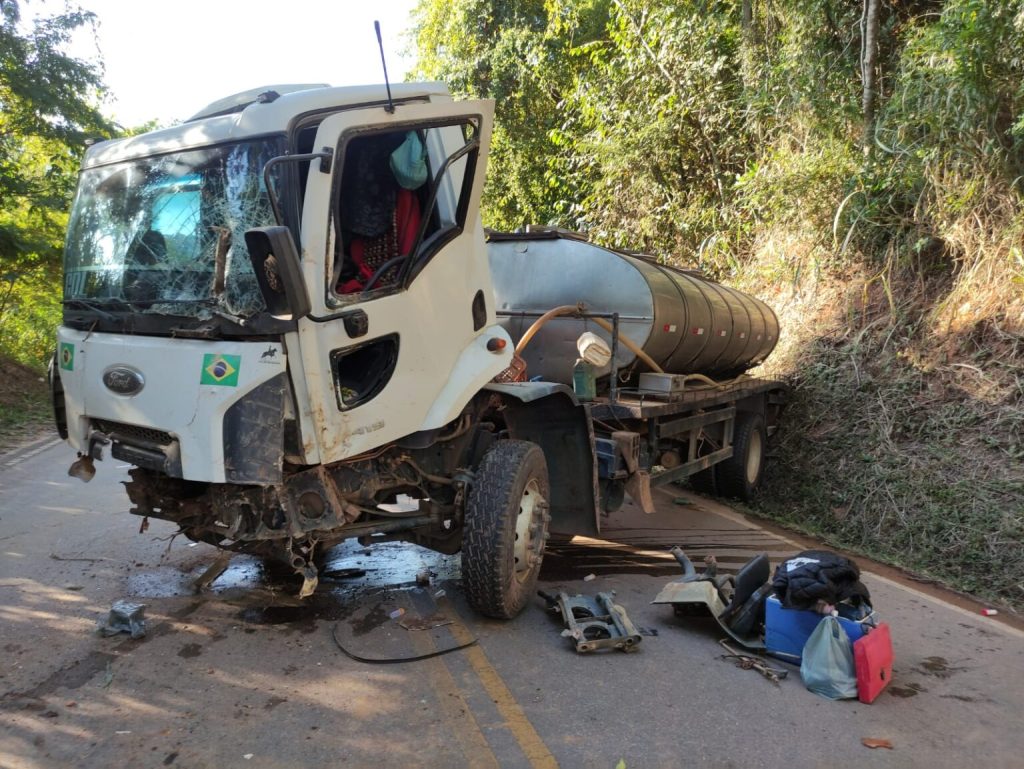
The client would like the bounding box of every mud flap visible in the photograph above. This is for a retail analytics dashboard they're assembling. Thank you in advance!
[625,470,655,514]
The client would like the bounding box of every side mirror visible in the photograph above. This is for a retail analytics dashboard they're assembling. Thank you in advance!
[244,226,311,320]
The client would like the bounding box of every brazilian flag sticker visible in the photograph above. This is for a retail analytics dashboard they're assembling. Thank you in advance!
[200,354,241,387]
[59,342,75,371]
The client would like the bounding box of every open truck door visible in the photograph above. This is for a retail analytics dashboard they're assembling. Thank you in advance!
[293,100,510,464]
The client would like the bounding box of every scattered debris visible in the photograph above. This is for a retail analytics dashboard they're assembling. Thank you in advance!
[582,573,597,582]
[49,553,111,563]
[399,614,453,632]
[97,601,147,639]
[539,590,642,653]
[243,754,254,760]
[653,547,771,649]
[672,497,691,505]
[718,639,788,685]
[861,738,894,750]
[102,662,114,688]
[415,569,432,586]
[297,564,319,599]
[115,730,131,735]
[389,608,406,620]
[981,608,998,616]
[332,621,476,664]
[434,589,446,599]
[64,584,84,591]
[191,552,233,593]
[321,568,366,580]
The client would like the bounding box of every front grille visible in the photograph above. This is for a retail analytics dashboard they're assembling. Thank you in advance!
[92,419,174,446]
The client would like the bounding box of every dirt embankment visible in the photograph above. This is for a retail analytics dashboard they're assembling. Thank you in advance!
[0,356,52,446]
[743,261,1024,612]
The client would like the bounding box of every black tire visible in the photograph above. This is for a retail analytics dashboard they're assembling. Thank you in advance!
[716,411,766,502]
[463,440,550,619]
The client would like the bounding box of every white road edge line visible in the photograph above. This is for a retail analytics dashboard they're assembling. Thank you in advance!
[1,437,63,470]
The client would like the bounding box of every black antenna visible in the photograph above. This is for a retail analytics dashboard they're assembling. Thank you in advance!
[374,21,395,113]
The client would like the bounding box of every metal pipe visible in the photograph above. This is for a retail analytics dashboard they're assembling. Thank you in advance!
[609,313,620,403]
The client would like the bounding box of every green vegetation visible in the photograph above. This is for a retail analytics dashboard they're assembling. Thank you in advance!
[413,0,1024,608]
[0,1,111,373]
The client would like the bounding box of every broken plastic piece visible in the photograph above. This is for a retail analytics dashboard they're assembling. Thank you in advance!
[583,573,596,582]
[97,601,147,639]
[389,608,406,620]
[399,614,453,632]
[981,608,998,616]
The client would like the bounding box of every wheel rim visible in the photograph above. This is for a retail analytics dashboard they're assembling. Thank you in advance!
[745,428,763,485]
[513,478,545,582]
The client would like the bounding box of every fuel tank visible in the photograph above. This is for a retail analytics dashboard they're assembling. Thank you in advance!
[487,231,779,384]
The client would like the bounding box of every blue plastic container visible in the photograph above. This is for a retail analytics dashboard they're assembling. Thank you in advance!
[765,595,873,663]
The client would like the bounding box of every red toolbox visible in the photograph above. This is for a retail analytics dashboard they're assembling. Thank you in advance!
[853,622,894,703]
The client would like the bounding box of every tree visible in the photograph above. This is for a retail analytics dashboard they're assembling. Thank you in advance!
[0,0,112,366]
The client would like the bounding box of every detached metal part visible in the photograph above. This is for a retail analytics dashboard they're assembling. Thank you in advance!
[539,590,642,653]
[652,547,770,650]
[97,601,147,639]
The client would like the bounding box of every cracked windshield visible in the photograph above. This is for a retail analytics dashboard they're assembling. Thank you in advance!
[63,139,281,319]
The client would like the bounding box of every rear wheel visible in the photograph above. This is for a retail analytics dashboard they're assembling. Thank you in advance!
[716,411,766,501]
[463,440,550,619]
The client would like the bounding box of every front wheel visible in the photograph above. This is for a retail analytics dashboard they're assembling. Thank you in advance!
[463,440,550,619]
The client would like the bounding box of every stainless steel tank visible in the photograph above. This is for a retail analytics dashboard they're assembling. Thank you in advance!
[487,232,779,384]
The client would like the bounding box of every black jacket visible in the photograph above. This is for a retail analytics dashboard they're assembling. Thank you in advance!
[771,550,871,610]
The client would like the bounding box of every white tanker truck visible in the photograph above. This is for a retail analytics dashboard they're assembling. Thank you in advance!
[51,82,787,618]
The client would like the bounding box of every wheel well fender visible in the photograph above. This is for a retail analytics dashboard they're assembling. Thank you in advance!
[483,383,600,538]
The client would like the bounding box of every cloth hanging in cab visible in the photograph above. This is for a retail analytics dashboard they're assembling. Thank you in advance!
[771,550,871,611]
[338,189,421,294]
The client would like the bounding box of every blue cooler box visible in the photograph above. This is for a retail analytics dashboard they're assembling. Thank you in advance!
[765,595,872,663]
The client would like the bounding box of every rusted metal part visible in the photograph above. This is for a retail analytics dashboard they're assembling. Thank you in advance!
[191,551,233,593]
[718,639,788,684]
[653,547,768,649]
[539,590,642,653]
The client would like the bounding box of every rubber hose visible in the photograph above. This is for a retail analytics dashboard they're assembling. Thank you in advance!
[514,305,666,374]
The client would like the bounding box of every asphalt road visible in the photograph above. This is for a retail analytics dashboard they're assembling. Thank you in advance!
[2,435,1023,769]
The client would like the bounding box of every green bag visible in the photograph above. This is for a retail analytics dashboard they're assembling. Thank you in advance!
[800,615,859,700]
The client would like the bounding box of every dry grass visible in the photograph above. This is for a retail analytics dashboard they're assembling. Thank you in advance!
[736,224,1024,610]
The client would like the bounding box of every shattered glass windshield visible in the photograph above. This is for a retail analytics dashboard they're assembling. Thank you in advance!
[63,139,282,319]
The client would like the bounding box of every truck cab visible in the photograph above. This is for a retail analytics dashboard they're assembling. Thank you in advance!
[55,83,575,616]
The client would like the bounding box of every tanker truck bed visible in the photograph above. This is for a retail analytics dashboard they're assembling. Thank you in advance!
[590,376,788,422]
[586,376,789,497]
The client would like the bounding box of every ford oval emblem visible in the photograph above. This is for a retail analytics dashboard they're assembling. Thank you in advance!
[102,366,145,396]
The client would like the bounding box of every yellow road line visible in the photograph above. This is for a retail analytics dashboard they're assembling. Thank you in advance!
[442,601,559,769]
[406,626,501,768]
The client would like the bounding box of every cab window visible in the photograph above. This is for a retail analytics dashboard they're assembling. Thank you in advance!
[328,119,478,303]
